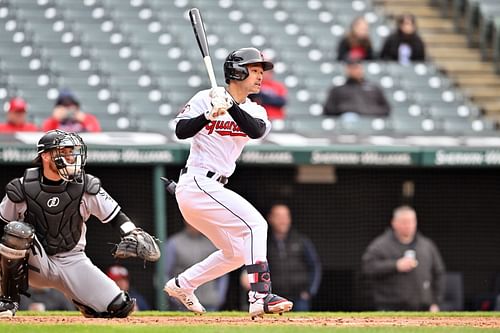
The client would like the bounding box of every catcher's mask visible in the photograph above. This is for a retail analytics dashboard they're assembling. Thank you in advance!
[35,130,87,182]
[223,47,273,83]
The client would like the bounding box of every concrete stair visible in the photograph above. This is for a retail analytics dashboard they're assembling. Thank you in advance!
[377,0,500,120]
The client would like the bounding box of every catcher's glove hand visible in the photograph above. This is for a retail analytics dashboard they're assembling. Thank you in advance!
[113,228,161,262]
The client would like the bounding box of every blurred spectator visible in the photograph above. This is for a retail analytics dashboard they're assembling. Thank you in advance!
[362,206,446,311]
[337,16,374,61]
[42,90,101,132]
[0,97,38,132]
[265,203,322,311]
[20,287,74,311]
[164,223,229,311]
[323,56,391,117]
[380,14,426,64]
[106,264,151,311]
[249,69,287,120]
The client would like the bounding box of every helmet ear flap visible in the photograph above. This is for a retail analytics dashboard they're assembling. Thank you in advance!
[224,62,249,83]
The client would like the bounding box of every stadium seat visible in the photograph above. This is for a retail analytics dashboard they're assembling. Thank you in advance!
[440,272,465,311]
[442,117,497,135]
[0,0,493,138]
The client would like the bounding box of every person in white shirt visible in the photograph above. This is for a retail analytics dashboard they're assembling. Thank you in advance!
[164,47,293,319]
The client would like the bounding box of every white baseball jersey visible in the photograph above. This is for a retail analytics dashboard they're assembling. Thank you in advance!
[172,88,273,297]
[175,89,271,177]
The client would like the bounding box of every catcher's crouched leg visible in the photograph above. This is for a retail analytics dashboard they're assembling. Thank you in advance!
[0,221,34,317]
[73,291,136,318]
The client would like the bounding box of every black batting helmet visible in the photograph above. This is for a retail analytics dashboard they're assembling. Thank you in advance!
[34,130,87,182]
[223,47,273,83]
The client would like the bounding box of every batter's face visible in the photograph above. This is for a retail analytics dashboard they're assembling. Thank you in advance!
[242,63,264,95]
[268,205,292,235]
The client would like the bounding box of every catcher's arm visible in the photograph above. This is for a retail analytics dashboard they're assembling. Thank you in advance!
[110,211,161,262]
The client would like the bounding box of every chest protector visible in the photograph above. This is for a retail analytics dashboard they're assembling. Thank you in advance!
[6,168,100,255]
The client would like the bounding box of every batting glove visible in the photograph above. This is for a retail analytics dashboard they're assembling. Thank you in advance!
[205,87,233,121]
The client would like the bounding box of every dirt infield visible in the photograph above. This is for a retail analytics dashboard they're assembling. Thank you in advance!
[3,315,500,328]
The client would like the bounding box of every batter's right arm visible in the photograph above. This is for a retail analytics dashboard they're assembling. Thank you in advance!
[175,113,210,139]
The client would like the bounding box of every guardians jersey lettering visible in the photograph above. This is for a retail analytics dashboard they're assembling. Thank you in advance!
[205,120,247,137]
[174,89,271,177]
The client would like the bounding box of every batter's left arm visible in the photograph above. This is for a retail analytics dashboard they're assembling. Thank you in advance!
[227,104,267,139]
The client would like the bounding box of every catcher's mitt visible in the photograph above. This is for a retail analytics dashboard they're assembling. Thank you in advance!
[112,228,161,262]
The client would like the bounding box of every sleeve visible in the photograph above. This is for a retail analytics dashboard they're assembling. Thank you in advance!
[175,114,210,139]
[227,103,268,139]
[174,91,211,139]
[82,113,102,132]
[173,91,208,122]
[375,86,391,116]
[366,44,375,60]
[412,35,426,61]
[258,90,287,108]
[323,88,340,116]
[430,240,446,304]
[0,194,27,224]
[336,38,349,61]
[81,187,121,223]
[361,239,398,278]
[257,82,287,108]
[42,118,58,132]
[379,34,394,60]
[302,237,322,296]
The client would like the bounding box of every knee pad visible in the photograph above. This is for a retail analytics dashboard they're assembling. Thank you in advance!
[246,261,271,293]
[107,291,135,318]
[0,221,34,302]
[0,221,35,259]
[73,292,136,318]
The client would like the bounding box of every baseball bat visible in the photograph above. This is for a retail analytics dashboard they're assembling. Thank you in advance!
[160,177,176,197]
[189,8,218,89]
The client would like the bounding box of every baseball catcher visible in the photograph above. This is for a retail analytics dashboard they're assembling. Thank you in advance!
[0,130,160,318]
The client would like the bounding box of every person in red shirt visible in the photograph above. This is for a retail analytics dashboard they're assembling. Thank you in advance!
[249,70,287,120]
[42,90,101,132]
[0,97,39,132]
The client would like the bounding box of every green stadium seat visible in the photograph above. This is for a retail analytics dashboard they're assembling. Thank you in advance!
[137,114,175,136]
[428,101,481,119]
[337,115,391,136]
[291,116,336,138]
[442,117,497,135]
[98,113,139,132]
[391,117,442,135]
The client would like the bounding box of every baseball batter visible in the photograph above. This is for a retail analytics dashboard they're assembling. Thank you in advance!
[0,130,160,318]
[164,47,293,318]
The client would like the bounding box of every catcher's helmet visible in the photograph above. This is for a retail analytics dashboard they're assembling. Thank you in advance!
[35,130,87,182]
[223,47,273,83]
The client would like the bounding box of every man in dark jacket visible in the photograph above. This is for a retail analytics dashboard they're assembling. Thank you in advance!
[266,203,322,311]
[323,57,391,117]
[362,206,446,311]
